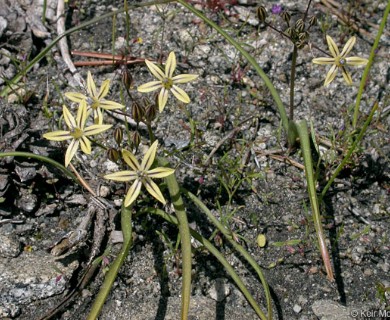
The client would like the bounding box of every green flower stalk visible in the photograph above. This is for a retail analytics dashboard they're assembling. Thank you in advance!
[312,35,368,86]
[65,71,125,124]
[43,100,112,167]
[137,51,198,112]
[104,141,175,206]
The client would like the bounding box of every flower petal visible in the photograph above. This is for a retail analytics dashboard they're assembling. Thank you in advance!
[326,35,340,58]
[340,36,356,57]
[43,131,72,141]
[141,140,158,170]
[87,71,97,97]
[84,124,111,136]
[312,57,336,65]
[65,92,87,103]
[147,167,175,178]
[79,136,91,154]
[104,170,138,182]
[138,81,163,93]
[345,56,368,66]
[158,88,169,112]
[172,74,198,84]
[145,59,165,81]
[143,177,166,204]
[324,65,338,86]
[94,108,103,125]
[165,52,176,78]
[122,149,141,171]
[171,85,190,104]
[341,67,353,85]
[97,79,110,100]
[124,180,142,207]
[76,100,88,129]
[63,105,77,129]
[98,99,125,110]
[65,139,79,167]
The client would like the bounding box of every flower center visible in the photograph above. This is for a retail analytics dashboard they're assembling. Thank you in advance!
[136,170,146,179]
[335,57,346,67]
[91,97,100,109]
[162,77,173,90]
[70,127,83,139]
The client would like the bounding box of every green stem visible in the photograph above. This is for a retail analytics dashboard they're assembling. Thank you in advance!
[124,0,131,47]
[289,45,298,122]
[296,121,334,281]
[0,151,78,182]
[352,0,390,128]
[87,203,133,320]
[42,0,47,24]
[158,157,192,320]
[144,208,268,320]
[147,122,156,143]
[0,0,175,97]
[175,0,288,135]
[321,101,378,199]
[181,188,273,320]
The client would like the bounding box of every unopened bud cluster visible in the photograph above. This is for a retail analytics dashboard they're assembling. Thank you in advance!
[256,5,317,49]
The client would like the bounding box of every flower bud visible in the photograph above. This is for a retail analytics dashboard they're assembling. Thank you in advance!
[308,16,317,28]
[256,6,267,23]
[113,127,123,146]
[144,95,158,122]
[298,31,309,41]
[285,27,293,38]
[281,11,291,25]
[121,66,133,89]
[295,19,305,33]
[132,101,144,123]
[107,148,120,163]
[132,131,141,148]
[145,103,157,122]
[296,40,306,49]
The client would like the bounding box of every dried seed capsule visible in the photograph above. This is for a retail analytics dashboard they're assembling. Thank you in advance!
[295,19,305,33]
[113,127,123,146]
[107,148,120,163]
[256,6,267,23]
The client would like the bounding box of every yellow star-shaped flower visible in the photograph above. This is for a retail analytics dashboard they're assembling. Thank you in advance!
[104,141,175,206]
[312,35,368,86]
[43,100,111,167]
[137,51,198,112]
[65,71,124,124]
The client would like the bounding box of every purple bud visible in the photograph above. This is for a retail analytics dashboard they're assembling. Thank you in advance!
[271,4,283,15]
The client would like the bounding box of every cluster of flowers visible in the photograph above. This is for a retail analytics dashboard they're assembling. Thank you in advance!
[43,72,124,167]
[43,37,367,205]
[44,52,198,206]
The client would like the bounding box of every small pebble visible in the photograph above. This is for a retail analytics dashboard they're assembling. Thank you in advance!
[293,304,302,313]
[99,185,110,198]
[208,278,230,302]
[0,233,21,258]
